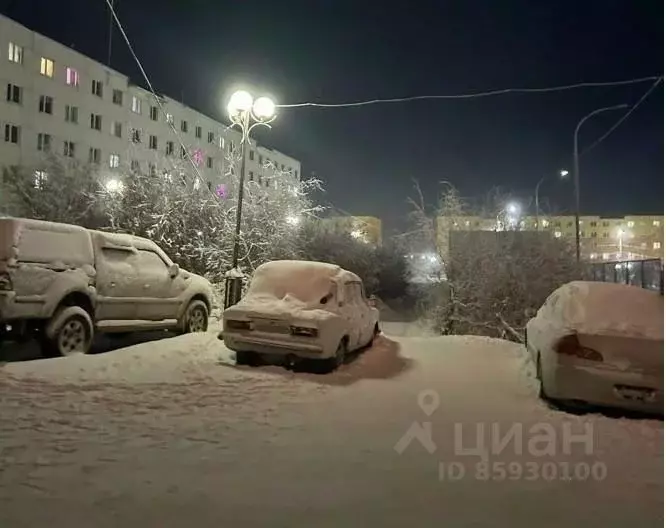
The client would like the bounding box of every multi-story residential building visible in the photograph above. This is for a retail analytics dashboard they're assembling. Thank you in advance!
[436,214,664,261]
[320,216,383,246]
[0,13,300,199]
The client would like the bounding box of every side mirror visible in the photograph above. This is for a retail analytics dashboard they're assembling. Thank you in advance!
[168,263,180,278]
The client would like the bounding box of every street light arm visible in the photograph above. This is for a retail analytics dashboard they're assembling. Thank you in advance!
[572,103,629,262]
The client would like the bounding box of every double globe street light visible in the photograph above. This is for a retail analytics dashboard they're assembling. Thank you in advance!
[224,90,277,308]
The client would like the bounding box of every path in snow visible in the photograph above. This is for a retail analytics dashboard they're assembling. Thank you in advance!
[0,325,662,527]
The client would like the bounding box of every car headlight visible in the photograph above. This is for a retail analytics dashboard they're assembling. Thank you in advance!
[290,326,318,337]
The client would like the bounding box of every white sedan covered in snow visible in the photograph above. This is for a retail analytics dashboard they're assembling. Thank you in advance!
[526,281,663,414]
[221,260,380,371]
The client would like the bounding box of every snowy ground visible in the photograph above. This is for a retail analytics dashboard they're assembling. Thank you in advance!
[0,321,662,527]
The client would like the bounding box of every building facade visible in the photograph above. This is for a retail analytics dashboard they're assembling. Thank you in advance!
[0,13,300,199]
[436,214,664,261]
[320,216,383,246]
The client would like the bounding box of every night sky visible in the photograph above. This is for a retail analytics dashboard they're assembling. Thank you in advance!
[4,0,663,231]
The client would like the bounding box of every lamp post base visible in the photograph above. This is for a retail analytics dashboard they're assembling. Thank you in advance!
[224,276,243,308]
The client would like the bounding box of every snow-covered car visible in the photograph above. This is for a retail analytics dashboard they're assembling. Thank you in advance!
[525,281,663,414]
[0,218,214,356]
[221,260,380,371]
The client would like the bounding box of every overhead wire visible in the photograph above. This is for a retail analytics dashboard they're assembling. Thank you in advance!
[580,76,663,156]
[103,0,217,198]
[277,76,661,108]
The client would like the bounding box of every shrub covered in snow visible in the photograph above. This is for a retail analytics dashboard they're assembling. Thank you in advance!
[411,183,581,337]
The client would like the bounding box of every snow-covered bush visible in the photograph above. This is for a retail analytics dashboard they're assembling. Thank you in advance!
[411,183,581,338]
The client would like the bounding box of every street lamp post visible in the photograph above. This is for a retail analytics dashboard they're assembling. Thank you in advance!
[572,104,628,261]
[224,90,276,308]
[535,170,568,231]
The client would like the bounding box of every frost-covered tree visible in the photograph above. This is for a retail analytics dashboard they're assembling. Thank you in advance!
[0,155,108,228]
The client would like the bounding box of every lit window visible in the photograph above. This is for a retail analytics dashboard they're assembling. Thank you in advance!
[590,253,597,260]
[8,42,22,64]
[37,133,52,151]
[654,242,661,250]
[63,141,75,158]
[109,154,120,168]
[166,113,174,124]
[627,221,634,228]
[554,231,562,238]
[602,253,609,260]
[34,170,48,189]
[131,96,141,114]
[40,57,54,78]
[113,89,123,105]
[653,220,661,227]
[66,67,79,86]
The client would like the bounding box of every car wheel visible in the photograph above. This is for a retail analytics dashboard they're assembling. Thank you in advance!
[319,339,347,373]
[180,300,209,333]
[42,306,94,357]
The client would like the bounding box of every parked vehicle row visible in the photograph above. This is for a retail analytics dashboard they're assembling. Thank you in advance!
[0,218,214,356]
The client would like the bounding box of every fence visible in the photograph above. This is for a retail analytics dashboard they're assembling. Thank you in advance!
[586,258,663,293]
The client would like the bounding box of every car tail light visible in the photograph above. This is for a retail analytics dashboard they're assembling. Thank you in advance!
[0,272,12,291]
[555,334,603,362]
[290,326,318,337]
[227,320,252,331]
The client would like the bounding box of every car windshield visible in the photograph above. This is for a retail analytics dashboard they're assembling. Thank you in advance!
[246,263,336,304]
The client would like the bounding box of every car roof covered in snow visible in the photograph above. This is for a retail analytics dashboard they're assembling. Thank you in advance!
[254,260,361,282]
[544,281,663,340]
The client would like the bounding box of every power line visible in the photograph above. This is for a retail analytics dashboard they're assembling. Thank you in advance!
[103,0,214,196]
[581,77,663,156]
[277,76,661,108]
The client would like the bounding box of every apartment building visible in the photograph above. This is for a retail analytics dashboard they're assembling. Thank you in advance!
[0,13,300,196]
[320,216,383,246]
[436,214,664,261]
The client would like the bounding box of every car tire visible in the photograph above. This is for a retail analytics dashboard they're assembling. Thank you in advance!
[180,300,209,334]
[41,306,94,357]
[318,339,347,373]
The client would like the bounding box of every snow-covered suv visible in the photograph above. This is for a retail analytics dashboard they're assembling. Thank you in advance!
[0,218,214,356]
[221,260,380,371]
